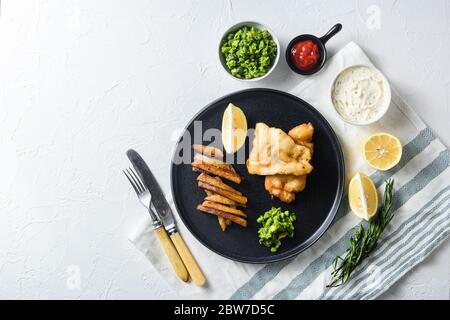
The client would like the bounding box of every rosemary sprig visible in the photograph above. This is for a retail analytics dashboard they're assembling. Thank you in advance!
[327,179,395,287]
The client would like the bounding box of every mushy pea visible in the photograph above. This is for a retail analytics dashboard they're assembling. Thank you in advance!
[257,207,297,253]
[221,26,277,79]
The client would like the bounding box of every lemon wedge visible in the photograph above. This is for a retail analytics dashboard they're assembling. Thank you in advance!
[348,172,378,221]
[363,133,402,171]
[222,103,247,153]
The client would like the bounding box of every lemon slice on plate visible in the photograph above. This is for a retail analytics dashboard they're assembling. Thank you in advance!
[222,103,247,153]
[348,172,378,221]
[363,132,402,171]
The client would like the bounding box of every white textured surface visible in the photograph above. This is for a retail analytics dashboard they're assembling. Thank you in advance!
[0,0,448,300]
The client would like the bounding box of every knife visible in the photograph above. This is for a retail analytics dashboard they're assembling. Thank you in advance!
[127,149,206,286]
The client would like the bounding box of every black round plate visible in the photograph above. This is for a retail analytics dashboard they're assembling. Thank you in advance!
[171,88,344,264]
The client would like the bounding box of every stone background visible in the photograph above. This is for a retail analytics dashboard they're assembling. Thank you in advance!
[0,0,448,299]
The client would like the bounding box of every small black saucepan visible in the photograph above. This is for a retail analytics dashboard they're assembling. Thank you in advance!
[286,23,342,75]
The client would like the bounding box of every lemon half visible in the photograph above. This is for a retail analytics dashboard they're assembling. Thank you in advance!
[348,172,378,221]
[363,132,402,171]
[222,103,247,154]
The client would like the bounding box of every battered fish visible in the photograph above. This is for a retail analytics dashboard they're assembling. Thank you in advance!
[246,123,313,176]
[264,174,307,203]
[289,123,314,145]
[264,123,314,203]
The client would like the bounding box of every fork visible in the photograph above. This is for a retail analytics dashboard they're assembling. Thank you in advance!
[123,167,189,282]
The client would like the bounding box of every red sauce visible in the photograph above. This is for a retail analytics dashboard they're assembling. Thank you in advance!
[290,40,320,72]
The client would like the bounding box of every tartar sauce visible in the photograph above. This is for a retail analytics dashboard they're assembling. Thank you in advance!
[331,66,390,124]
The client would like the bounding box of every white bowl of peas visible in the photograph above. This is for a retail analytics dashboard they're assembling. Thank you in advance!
[218,21,280,82]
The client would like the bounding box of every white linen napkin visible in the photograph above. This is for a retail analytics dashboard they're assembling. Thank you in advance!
[129,42,449,300]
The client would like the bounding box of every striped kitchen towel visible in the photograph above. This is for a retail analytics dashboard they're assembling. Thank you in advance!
[129,42,449,300]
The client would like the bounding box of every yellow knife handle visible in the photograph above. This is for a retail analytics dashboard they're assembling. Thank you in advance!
[170,231,206,286]
[155,227,189,282]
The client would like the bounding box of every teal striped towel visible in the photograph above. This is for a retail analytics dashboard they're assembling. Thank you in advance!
[129,42,449,300]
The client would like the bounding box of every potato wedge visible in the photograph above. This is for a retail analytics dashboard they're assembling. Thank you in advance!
[192,162,242,184]
[204,189,214,197]
[197,205,247,227]
[198,181,247,205]
[192,166,208,175]
[194,154,232,171]
[202,201,247,218]
[192,144,224,158]
[218,216,227,231]
[197,173,241,195]
[204,194,242,207]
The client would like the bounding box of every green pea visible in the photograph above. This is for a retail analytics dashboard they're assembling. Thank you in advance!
[256,207,297,253]
[221,26,277,80]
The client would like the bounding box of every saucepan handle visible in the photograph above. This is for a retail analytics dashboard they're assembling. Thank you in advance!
[320,23,343,44]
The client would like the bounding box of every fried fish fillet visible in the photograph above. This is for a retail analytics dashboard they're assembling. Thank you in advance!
[289,122,314,145]
[264,123,314,203]
[246,123,313,176]
[265,174,307,193]
[264,174,307,203]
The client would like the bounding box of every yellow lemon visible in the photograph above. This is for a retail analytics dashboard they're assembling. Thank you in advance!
[363,132,402,171]
[222,103,247,153]
[348,172,378,221]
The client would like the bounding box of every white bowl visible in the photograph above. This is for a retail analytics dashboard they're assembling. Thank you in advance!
[329,65,391,126]
[218,21,280,82]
